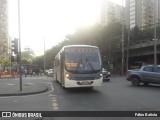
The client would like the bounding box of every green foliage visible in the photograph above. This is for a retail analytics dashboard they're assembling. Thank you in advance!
[0,58,10,67]
[21,47,35,64]
[32,56,44,69]
[32,23,160,69]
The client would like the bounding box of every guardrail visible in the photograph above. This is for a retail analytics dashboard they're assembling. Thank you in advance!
[129,39,160,50]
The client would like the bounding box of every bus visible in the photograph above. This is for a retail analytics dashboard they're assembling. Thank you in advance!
[53,45,103,88]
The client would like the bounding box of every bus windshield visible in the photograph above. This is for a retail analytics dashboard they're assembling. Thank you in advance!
[65,47,102,73]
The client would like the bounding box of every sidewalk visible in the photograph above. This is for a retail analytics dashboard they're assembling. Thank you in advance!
[0,78,49,97]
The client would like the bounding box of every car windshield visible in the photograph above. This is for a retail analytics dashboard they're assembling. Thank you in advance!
[65,47,101,73]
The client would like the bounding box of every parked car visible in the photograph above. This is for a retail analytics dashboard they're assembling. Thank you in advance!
[47,69,53,77]
[102,68,111,81]
[126,65,160,86]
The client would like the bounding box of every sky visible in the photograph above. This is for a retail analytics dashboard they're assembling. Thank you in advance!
[8,0,122,56]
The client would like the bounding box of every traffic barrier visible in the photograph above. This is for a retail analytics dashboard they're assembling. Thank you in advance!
[0,71,19,78]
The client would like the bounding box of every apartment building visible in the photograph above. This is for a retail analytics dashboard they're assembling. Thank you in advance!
[125,0,160,29]
[0,0,8,59]
[101,0,122,27]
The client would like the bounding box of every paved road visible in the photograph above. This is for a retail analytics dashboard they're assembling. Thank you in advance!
[52,76,160,111]
[1,76,160,120]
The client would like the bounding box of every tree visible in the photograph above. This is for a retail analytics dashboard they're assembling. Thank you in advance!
[0,58,10,69]
[21,47,35,64]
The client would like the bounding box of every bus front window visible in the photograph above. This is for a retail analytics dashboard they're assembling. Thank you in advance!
[65,48,101,73]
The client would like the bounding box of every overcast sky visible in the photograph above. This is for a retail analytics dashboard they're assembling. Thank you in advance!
[8,0,122,56]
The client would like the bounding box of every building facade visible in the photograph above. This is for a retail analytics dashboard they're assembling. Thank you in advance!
[125,0,160,29]
[0,0,8,59]
[101,0,123,27]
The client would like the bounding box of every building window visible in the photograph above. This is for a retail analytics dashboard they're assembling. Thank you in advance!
[130,11,135,15]
[130,2,135,7]
[130,0,135,3]
[130,6,135,11]
[130,15,135,19]
[130,24,135,28]
[130,19,135,24]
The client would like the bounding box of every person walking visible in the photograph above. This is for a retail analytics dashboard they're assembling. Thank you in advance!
[29,69,33,77]
[25,69,27,77]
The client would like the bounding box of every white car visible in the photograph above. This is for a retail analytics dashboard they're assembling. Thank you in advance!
[102,68,111,81]
[47,69,53,77]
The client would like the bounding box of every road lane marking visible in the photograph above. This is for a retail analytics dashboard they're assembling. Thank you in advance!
[52,97,59,110]
[52,102,58,107]
[7,84,15,86]
[53,107,59,110]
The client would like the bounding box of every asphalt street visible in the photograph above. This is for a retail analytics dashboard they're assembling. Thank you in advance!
[0,75,160,120]
[51,76,160,111]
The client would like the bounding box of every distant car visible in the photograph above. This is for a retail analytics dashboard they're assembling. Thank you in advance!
[126,65,160,86]
[45,70,49,75]
[47,69,53,77]
[102,68,111,81]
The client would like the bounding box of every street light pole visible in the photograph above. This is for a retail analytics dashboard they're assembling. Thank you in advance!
[154,0,157,65]
[18,0,22,91]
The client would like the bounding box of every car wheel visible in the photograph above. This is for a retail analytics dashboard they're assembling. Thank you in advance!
[131,77,140,86]
[107,79,110,81]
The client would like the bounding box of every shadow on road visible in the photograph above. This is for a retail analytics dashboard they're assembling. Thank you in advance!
[53,80,102,94]
[127,83,160,90]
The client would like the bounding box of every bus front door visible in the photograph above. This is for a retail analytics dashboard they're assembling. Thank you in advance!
[60,53,65,86]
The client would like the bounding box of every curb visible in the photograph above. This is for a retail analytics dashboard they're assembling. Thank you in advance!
[0,85,49,97]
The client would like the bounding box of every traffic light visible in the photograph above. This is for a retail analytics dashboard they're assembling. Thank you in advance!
[16,54,19,63]
[12,38,18,54]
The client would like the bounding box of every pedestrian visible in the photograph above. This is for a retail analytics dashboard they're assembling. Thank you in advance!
[29,69,33,77]
[25,69,27,77]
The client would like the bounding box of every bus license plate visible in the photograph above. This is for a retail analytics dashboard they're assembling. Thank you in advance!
[81,81,90,85]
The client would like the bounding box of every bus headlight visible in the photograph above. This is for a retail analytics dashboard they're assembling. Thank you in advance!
[96,73,103,79]
[100,73,103,77]
[65,73,71,79]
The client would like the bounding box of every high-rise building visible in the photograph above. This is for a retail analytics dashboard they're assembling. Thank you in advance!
[125,0,160,29]
[101,0,123,27]
[0,0,8,59]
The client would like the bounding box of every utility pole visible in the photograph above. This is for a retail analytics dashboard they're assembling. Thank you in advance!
[18,0,22,91]
[44,38,46,73]
[154,0,157,65]
[126,26,130,71]
[121,0,124,75]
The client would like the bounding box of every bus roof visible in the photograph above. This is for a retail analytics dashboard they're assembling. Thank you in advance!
[63,45,98,49]
[55,45,99,59]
